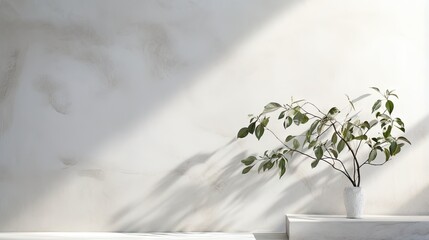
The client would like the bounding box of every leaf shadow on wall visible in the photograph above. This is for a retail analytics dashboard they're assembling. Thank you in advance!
[0,0,305,230]
[110,128,348,232]
[111,140,274,231]
[389,114,429,215]
[263,113,429,231]
[108,111,428,232]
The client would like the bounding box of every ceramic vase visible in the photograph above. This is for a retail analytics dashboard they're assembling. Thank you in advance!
[343,187,364,218]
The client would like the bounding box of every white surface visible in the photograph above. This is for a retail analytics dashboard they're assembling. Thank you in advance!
[286,214,429,222]
[0,0,428,232]
[286,214,429,240]
[0,233,285,240]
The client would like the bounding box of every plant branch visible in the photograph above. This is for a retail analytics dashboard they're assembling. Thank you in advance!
[301,102,326,116]
[355,128,370,156]
[332,123,360,186]
[299,104,323,119]
[319,159,355,185]
[360,160,388,167]
[265,124,356,186]
[355,127,371,168]
[264,127,318,161]
[322,153,352,180]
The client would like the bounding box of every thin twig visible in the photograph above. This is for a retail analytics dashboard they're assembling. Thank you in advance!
[332,124,360,186]
[319,159,355,185]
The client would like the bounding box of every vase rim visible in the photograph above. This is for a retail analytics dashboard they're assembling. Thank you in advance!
[345,186,362,189]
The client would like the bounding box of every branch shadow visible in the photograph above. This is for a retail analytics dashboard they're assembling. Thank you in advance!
[111,139,277,231]
[385,114,429,215]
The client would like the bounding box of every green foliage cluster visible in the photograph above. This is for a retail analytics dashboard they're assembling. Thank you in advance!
[237,88,410,187]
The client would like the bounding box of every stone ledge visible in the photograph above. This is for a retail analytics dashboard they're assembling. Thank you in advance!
[0,232,286,240]
[286,214,429,240]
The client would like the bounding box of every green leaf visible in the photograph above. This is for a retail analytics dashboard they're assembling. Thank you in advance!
[261,117,270,127]
[263,161,274,171]
[331,132,338,144]
[267,102,282,107]
[268,161,274,170]
[284,116,293,128]
[285,135,295,142]
[385,100,394,115]
[361,121,371,130]
[395,146,402,155]
[311,159,319,168]
[305,131,312,145]
[305,121,318,144]
[255,124,264,140]
[395,118,404,127]
[398,136,411,145]
[372,100,382,113]
[263,150,269,157]
[342,122,352,138]
[389,141,398,155]
[293,139,300,149]
[371,87,380,93]
[383,125,392,138]
[264,102,282,113]
[369,120,378,128]
[248,122,256,134]
[278,111,286,120]
[237,127,249,138]
[384,148,390,161]
[308,140,317,149]
[328,107,340,116]
[379,113,390,120]
[354,135,368,140]
[330,149,338,158]
[279,158,287,178]
[241,156,257,166]
[293,112,302,125]
[301,114,309,124]
[315,146,323,160]
[368,149,377,162]
[309,120,320,134]
[317,122,325,135]
[345,131,353,141]
[242,166,253,174]
[386,89,398,98]
[337,139,346,153]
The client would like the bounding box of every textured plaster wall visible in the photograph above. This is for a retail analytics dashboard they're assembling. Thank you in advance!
[0,0,428,232]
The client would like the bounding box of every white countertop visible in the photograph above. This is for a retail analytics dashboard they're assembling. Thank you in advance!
[286,214,429,240]
[0,232,285,240]
[286,214,429,222]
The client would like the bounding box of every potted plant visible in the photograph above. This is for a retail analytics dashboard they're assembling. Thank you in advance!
[236,87,410,218]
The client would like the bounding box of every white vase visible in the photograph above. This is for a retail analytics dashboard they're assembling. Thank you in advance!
[343,187,364,218]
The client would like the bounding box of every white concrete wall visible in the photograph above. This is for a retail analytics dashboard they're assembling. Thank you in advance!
[0,0,428,232]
